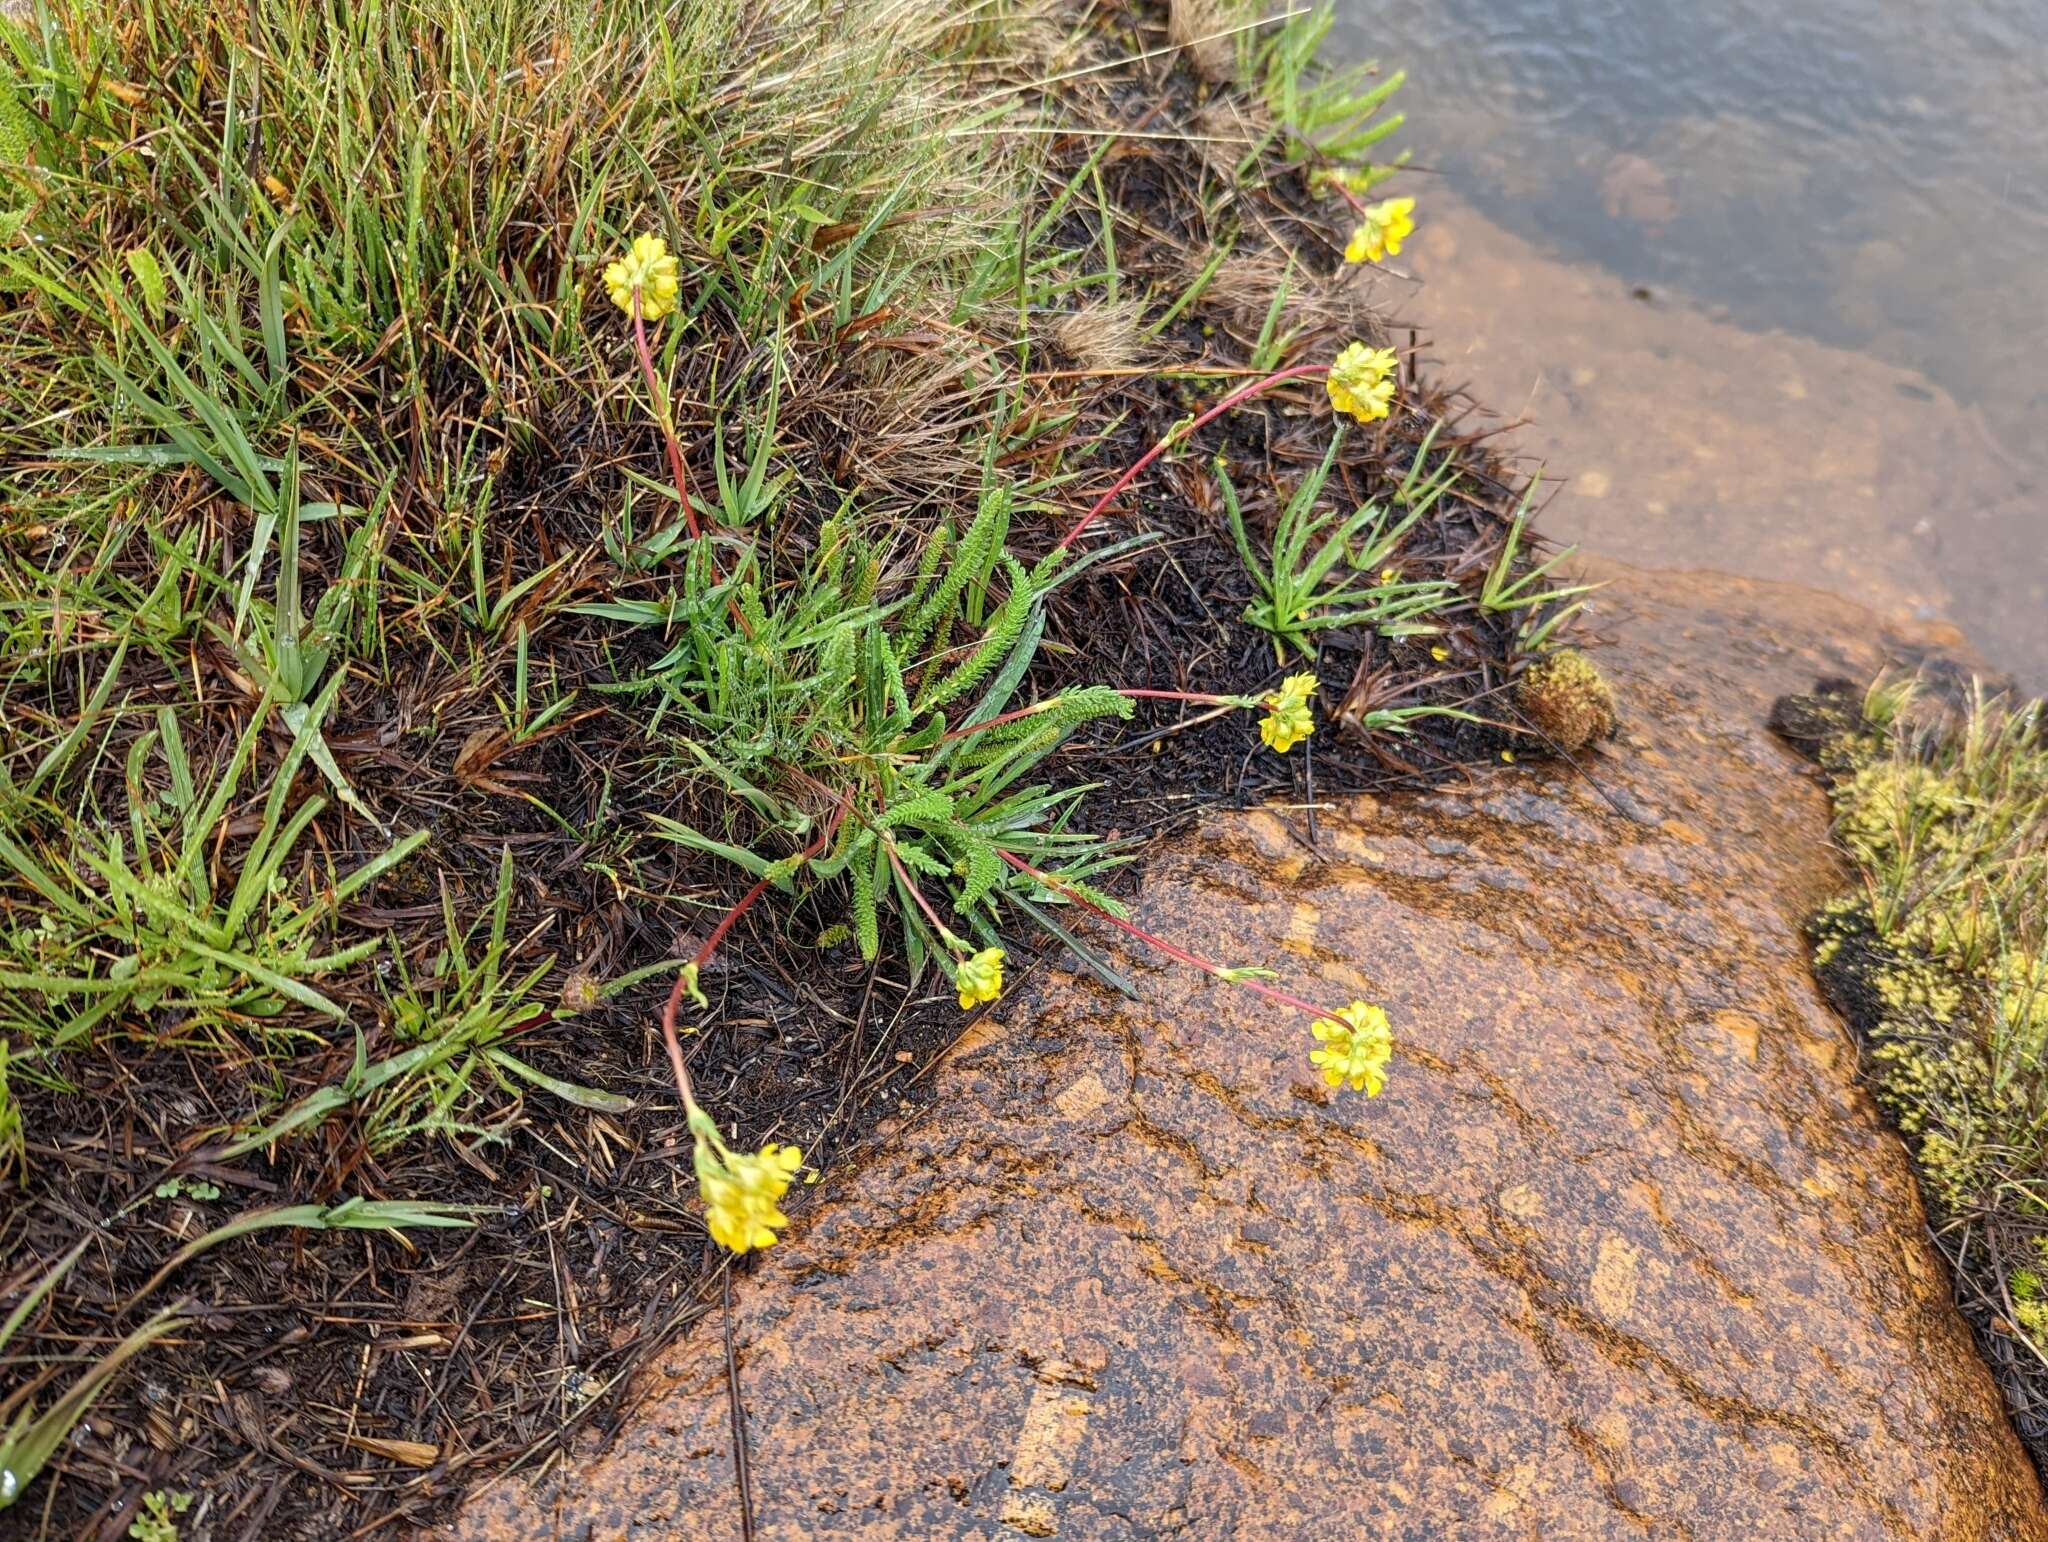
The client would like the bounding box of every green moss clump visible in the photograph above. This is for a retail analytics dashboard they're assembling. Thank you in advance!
[1786,673,2048,1349]
[1515,648,1616,753]
[2014,1255,2048,1348]
[1768,677,1882,775]
[1808,897,1998,1211]
[1832,761,1967,871]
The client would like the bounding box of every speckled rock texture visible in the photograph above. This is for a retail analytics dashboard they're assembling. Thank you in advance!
[451,562,2046,1539]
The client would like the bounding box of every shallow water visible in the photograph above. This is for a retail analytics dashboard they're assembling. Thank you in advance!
[1334,0,2047,684]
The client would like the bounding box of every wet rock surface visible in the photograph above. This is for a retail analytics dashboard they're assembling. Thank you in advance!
[454,562,2045,1539]
[1398,193,2043,690]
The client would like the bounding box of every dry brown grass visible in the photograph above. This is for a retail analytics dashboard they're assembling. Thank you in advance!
[1169,0,1238,83]
[1045,297,1153,371]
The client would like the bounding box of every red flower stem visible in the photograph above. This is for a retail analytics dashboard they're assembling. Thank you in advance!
[660,1009,700,1120]
[632,293,756,636]
[1056,362,1327,549]
[936,700,1059,745]
[660,794,848,1111]
[997,850,1335,1020]
[632,298,702,541]
[885,842,961,956]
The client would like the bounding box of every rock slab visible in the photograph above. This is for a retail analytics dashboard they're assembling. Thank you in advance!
[455,563,2045,1539]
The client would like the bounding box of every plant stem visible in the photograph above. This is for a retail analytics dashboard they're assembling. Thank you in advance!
[885,841,962,956]
[659,795,848,1111]
[632,297,702,541]
[659,1016,702,1127]
[1115,688,1243,704]
[935,699,1062,745]
[997,850,1334,1020]
[1057,362,1326,549]
[632,291,756,635]
[937,687,1248,746]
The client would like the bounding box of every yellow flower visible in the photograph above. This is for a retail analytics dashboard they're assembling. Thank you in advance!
[1326,341,1399,425]
[604,232,680,322]
[1430,645,1449,662]
[697,1139,804,1253]
[1379,566,1398,584]
[1261,673,1319,753]
[955,946,1005,1009]
[1308,1001,1393,1095]
[1343,197,1416,264]
[1275,671,1318,705]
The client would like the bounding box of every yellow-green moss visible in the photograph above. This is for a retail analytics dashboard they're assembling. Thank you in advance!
[2014,1260,2048,1351]
[1814,906,1999,1210]
[1801,678,2048,1222]
[1516,648,1616,753]
[1872,957,1965,1023]
[1831,760,1967,871]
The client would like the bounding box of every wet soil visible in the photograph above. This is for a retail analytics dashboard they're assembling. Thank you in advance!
[451,559,2045,1540]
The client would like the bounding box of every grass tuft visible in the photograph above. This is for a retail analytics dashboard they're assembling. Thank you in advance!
[1783,673,2048,1457]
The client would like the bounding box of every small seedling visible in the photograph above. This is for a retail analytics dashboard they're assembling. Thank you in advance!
[1220,433,1454,661]
[127,1489,192,1542]
[1478,476,1601,650]
[367,847,629,1150]
[153,1177,221,1202]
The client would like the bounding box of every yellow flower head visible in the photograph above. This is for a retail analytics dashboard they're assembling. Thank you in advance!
[1260,673,1319,754]
[955,946,1006,1009]
[696,1139,804,1253]
[604,232,681,322]
[1275,671,1319,706]
[1343,196,1416,265]
[1308,1000,1393,1095]
[1326,341,1399,425]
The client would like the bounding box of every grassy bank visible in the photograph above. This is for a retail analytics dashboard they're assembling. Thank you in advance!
[0,0,1580,1530]
[1777,674,2048,1465]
